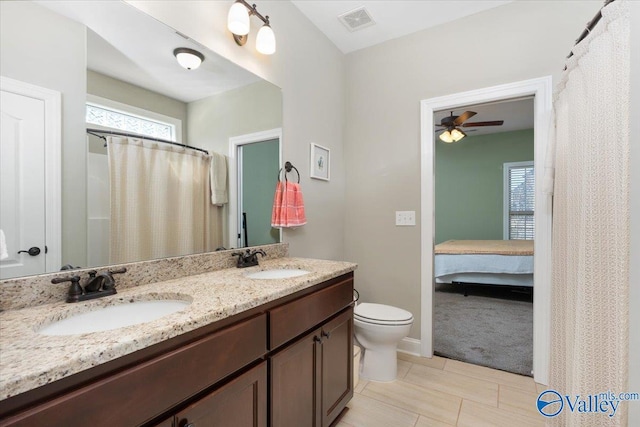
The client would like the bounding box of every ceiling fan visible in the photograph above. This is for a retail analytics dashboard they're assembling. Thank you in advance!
[436,111,504,143]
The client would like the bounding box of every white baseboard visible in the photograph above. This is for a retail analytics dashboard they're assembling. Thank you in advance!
[397,337,421,356]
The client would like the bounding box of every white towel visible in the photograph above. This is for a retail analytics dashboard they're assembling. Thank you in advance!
[0,229,8,260]
[210,152,228,206]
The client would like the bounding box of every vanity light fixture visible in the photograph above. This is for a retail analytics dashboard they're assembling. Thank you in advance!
[173,48,205,70]
[227,0,276,55]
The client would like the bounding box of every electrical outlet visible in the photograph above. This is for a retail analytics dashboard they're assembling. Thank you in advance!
[395,211,416,226]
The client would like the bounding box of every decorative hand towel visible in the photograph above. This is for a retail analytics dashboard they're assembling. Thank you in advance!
[271,181,307,228]
[209,152,228,206]
[0,229,8,260]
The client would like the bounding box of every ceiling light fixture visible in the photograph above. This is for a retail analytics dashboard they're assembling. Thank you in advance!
[227,0,276,55]
[173,48,205,70]
[439,127,466,143]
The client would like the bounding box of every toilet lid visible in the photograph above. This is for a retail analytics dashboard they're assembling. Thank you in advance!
[354,303,413,325]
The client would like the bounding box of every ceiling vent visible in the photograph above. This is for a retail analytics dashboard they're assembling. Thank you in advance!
[338,6,375,32]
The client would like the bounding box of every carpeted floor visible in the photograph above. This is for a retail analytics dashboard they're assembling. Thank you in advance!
[434,283,533,376]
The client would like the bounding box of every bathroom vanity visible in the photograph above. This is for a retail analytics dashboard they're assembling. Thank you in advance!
[0,255,356,427]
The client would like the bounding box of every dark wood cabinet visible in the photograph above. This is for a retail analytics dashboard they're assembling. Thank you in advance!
[270,308,353,427]
[320,309,353,427]
[175,362,267,427]
[270,329,320,427]
[0,273,354,427]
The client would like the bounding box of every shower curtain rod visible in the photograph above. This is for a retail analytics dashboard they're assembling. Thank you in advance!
[566,0,616,61]
[86,128,209,155]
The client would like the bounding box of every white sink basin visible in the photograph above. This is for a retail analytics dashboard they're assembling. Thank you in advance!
[38,300,191,336]
[246,269,311,280]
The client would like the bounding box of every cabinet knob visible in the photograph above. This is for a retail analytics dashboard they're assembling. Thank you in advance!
[185,423,195,427]
[313,336,322,343]
[321,330,331,339]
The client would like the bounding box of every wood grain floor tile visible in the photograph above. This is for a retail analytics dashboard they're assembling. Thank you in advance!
[341,393,419,427]
[397,359,412,379]
[362,379,461,425]
[354,379,368,394]
[499,385,541,416]
[414,415,456,427]
[398,352,447,370]
[535,382,547,394]
[458,400,545,427]
[444,359,536,393]
[404,363,499,407]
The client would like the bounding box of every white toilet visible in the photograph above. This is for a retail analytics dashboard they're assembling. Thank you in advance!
[354,303,413,382]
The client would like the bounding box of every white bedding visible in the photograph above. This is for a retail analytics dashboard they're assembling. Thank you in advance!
[435,254,534,287]
[435,254,533,276]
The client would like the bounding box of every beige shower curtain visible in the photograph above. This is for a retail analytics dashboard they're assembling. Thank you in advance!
[548,1,629,426]
[108,136,222,263]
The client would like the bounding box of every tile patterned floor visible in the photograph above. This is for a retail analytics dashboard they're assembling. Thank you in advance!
[337,353,546,427]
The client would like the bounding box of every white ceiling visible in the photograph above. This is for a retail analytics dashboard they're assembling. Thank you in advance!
[37,1,261,103]
[434,97,534,138]
[291,0,513,53]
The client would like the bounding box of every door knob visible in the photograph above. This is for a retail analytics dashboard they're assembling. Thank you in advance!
[18,247,41,256]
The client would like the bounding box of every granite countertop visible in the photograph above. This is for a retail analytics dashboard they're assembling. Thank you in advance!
[0,257,357,400]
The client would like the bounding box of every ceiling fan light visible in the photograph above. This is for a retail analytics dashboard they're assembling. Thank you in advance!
[256,23,276,55]
[228,1,250,35]
[173,48,204,70]
[439,130,454,143]
[451,128,466,142]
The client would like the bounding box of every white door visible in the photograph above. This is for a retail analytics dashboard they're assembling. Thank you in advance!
[0,89,47,279]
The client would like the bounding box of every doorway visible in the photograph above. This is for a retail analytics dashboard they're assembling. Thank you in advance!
[228,129,282,249]
[420,77,553,384]
[433,98,535,376]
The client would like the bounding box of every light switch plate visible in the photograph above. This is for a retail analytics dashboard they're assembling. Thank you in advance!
[395,211,416,226]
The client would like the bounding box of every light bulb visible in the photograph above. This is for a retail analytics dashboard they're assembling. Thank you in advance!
[439,130,454,143]
[451,128,466,142]
[228,1,250,35]
[256,23,276,55]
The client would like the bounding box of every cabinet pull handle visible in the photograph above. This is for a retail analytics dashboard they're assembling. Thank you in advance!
[321,330,331,339]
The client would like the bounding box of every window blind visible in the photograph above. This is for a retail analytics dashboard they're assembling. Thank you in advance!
[508,164,535,239]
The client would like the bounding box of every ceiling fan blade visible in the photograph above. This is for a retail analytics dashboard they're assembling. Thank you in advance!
[462,120,504,127]
[453,111,477,126]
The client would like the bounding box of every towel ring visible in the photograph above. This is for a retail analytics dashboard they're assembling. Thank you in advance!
[277,161,300,183]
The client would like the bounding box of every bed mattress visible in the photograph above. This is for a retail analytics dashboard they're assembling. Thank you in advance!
[434,240,534,287]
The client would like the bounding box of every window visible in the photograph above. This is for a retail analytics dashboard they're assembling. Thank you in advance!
[85,95,181,142]
[504,161,534,240]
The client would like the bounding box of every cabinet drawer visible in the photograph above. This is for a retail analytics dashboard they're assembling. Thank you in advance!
[269,276,353,350]
[1,314,267,427]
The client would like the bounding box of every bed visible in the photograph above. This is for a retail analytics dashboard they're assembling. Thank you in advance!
[435,240,534,290]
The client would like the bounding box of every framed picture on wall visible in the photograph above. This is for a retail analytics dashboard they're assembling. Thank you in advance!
[310,143,330,181]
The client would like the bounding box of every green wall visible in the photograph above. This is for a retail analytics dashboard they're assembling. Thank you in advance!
[242,139,280,246]
[435,129,534,244]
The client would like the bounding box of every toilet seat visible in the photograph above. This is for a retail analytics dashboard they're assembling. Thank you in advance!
[354,303,413,326]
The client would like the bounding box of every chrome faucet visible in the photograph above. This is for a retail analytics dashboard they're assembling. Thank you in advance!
[51,268,127,302]
[232,249,266,268]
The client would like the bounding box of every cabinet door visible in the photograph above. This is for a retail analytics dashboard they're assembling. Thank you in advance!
[270,328,321,427]
[320,308,354,427]
[175,362,267,427]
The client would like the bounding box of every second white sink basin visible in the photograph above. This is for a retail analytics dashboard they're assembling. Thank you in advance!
[38,299,191,336]
[246,269,310,280]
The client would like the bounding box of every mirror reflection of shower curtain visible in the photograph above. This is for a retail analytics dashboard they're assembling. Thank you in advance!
[107,136,221,263]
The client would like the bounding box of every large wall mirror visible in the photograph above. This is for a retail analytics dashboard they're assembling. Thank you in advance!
[0,1,282,280]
